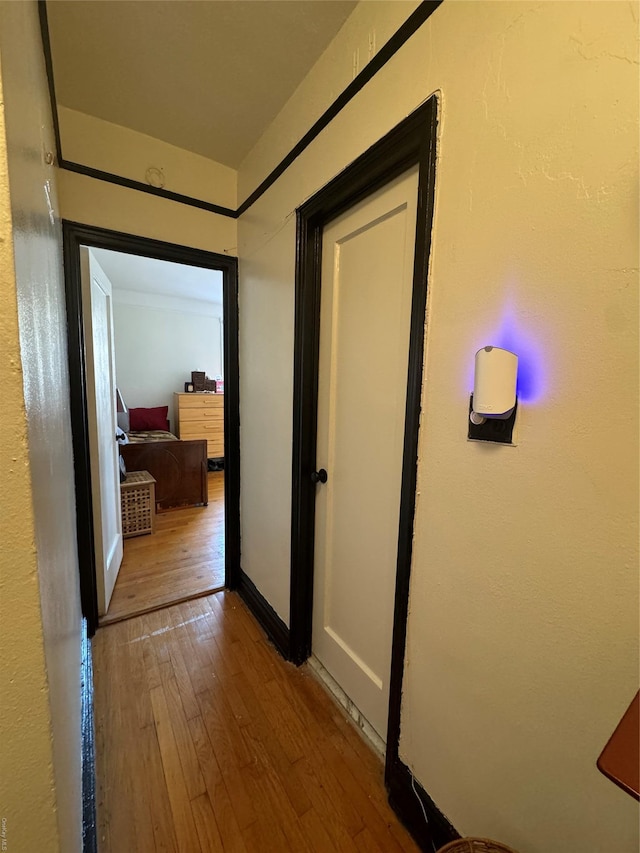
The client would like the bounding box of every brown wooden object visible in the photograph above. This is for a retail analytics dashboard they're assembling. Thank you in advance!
[175,392,224,459]
[121,439,207,512]
[597,690,640,801]
[191,370,206,391]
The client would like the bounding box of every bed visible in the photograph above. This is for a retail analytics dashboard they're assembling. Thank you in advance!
[119,408,208,512]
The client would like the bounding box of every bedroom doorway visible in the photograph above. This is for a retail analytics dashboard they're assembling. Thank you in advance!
[63,222,240,635]
[88,245,226,624]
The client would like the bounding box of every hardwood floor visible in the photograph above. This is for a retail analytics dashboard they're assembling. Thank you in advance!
[103,472,225,626]
[93,592,421,853]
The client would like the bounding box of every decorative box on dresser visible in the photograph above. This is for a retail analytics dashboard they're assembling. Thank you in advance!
[174,392,224,459]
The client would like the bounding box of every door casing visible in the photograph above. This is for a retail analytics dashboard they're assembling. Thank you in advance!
[63,221,241,635]
[289,98,438,784]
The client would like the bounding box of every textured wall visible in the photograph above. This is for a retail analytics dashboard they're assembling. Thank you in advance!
[237,2,639,850]
[0,98,61,853]
[0,2,83,851]
[59,106,237,209]
[57,107,237,256]
[237,0,422,623]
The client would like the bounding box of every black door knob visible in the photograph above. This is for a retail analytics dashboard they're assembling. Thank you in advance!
[311,469,328,484]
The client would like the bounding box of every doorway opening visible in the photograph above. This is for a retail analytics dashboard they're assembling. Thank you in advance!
[289,98,437,811]
[63,222,240,636]
[94,247,226,624]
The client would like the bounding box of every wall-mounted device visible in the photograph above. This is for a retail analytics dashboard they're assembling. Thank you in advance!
[468,346,518,444]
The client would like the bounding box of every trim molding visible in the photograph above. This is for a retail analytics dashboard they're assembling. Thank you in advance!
[62,221,241,635]
[38,0,63,160]
[61,160,237,218]
[289,98,442,846]
[236,0,443,216]
[81,620,97,853]
[387,757,459,850]
[63,227,99,633]
[237,569,290,660]
[289,100,438,665]
[38,0,442,219]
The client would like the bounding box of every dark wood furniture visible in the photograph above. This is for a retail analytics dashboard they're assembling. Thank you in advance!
[597,691,639,801]
[121,439,207,512]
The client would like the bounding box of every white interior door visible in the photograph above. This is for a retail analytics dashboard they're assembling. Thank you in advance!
[312,167,419,741]
[81,247,123,615]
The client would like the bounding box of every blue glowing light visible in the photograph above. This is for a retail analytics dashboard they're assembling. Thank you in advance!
[469,304,546,405]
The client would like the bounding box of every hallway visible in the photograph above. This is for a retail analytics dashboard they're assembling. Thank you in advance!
[93,591,421,853]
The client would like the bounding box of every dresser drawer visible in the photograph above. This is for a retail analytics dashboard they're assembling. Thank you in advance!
[174,392,224,457]
[178,394,223,409]
[180,419,222,438]
[179,406,223,422]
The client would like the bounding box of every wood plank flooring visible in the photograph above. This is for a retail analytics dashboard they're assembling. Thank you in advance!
[93,592,421,853]
[103,472,225,625]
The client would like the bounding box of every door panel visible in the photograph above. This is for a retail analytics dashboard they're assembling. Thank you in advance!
[312,167,419,740]
[81,247,123,615]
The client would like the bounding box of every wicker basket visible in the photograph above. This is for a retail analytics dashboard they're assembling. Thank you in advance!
[438,840,518,853]
[121,470,156,538]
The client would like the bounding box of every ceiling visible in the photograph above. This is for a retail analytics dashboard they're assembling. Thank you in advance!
[47,0,358,169]
[92,249,223,305]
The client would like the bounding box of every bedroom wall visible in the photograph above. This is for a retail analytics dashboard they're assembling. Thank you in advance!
[113,289,223,429]
[57,107,237,256]
[0,2,83,852]
[237,2,639,851]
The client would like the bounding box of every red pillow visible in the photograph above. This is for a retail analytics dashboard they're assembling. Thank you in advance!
[128,406,169,431]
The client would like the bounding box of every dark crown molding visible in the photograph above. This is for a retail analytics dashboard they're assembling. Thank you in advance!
[38,0,443,220]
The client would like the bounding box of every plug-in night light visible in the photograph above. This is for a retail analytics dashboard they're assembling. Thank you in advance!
[469,345,518,441]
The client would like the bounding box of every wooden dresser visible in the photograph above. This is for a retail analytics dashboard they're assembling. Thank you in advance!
[174,392,224,459]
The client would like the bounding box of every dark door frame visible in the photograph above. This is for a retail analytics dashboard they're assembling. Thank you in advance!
[289,99,451,843]
[63,221,240,636]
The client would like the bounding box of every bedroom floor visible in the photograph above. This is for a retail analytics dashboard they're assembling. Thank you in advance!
[102,471,225,626]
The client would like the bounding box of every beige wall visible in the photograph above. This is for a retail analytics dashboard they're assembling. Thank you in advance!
[60,106,237,209]
[237,2,639,851]
[0,3,83,852]
[238,0,419,202]
[58,172,237,258]
[57,108,237,256]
